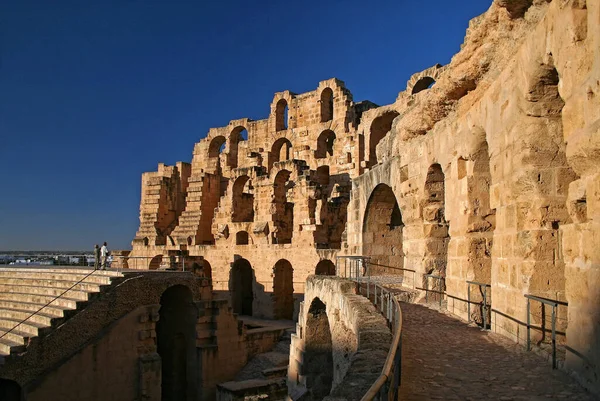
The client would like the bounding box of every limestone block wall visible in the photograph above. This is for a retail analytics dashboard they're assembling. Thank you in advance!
[287,276,391,400]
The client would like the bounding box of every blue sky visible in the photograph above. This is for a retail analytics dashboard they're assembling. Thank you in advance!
[0,1,490,251]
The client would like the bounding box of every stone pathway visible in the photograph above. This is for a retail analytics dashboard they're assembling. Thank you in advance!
[398,302,594,400]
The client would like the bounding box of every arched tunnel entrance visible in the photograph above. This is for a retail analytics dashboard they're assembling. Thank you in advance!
[362,183,404,276]
[230,258,254,316]
[303,297,333,399]
[156,285,198,401]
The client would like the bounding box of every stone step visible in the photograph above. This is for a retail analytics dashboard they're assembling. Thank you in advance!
[0,292,80,309]
[0,317,46,337]
[0,300,70,318]
[0,325,32,346]
[0,278,102,293]
[0,271,113,285]
[0,268,122,277]
[0,337,25,356]
[0,308,55,326]
[0,284,92,301]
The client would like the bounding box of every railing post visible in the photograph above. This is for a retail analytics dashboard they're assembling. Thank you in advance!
[425,276,429,304]
[552,304,557,369]
[526,298,531,351]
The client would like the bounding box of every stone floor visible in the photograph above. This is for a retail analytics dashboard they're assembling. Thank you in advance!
[398,302,595,400]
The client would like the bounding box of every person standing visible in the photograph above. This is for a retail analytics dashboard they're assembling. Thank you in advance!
[100,242,109,270]
[93,244,100,270]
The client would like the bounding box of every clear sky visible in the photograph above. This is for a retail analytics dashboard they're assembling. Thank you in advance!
[0,0,490,251]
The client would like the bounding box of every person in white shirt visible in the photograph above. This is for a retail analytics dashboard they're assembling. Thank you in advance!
[100,242,109,270]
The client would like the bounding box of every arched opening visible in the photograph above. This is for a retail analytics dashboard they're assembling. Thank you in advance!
[411,76,436,94]
[232,175,254,222]
[149,255,162,270]
[192,260,212,280]
[320,88,334,122]
[157,285,198,401]
[273,259,294,320]
[368,111,399,168]
[270,138,293,171]
[276,99,288,131]
[228,126,248,168]
[236,231,249,245]
[143,237,149,246]
[423,164,449,284]
[315,259,336,276]
[187,236,193,246]
[362,184,404,276]
[272,170,294,244]
[208,135,227,158]
[0,379,21,401]
[230,258,254,316]
[304,297,333,399]
[315,165,330,187]
[315,130,336,159]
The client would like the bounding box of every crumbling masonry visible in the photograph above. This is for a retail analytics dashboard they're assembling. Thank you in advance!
[129,0,600,394]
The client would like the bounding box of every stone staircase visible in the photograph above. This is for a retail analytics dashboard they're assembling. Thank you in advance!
[0,267,122,361]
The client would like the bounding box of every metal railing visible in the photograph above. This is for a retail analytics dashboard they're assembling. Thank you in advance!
[0,254,95,267]
[525,294,568,369]
[336,256,403,401]
[422,274,445,307]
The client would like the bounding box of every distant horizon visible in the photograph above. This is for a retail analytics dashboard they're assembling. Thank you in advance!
[0,0,491,250]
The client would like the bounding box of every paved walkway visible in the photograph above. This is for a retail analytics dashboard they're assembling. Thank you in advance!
[399,302,594,400]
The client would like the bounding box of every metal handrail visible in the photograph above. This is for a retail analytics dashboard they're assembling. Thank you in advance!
[525,293,568,369]
[0,268,106,342]
[335,256,404,400]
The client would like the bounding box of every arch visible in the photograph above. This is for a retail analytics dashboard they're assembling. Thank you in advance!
[192,259,212,280]
[272,169,294,244]
[230,258,254,316]
[236,231,250,245]
[368,111,399,168]
[228,126,248,168]
[304,297,333,398]
[270,137,293,170]
[276,99,288,131]
[423,164,449,281]
[411,76,436,94]
[315,259,336,276]
[143,237,149,246]
[362,183,404,276]
[315,165,330,187]
[157,285,198,401]
[232,175,254,222]
[315,130,336,159]
[0,379,21,401]
[208,135,227,158]
[187,236,193,246]
[149,255,162,270]
[320,87,334,122]
[273,259,294,319]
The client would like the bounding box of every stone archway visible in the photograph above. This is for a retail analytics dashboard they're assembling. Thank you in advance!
[315,259,336,276]
[273,259,294,320]
[362,183,404,276]
[156,285,198,401]
[303,297,333,399]
[230,258,254,316]
[149,255,163,270]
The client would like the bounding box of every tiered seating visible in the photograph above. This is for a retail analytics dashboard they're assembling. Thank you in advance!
[0,267,122,358]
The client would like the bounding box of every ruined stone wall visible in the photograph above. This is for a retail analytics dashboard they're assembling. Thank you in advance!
[287,276,390,400]
[129,0,599,394]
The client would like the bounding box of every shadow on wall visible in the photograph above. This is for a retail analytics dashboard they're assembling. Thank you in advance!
[303,298,333,400]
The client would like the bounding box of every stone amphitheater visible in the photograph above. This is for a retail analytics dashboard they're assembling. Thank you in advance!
[1,0,599,400]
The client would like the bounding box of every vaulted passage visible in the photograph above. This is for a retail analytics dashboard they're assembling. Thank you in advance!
[230,258,254,316]
[362,183,404,275]
[273,259,294,320]
[228,126,248,168]
[157,285,198,401]
[303,298,333,399]
[368,111,399,168]
[272,170,294,244]
[270,138,293,171]
[315,259,336,276]
[232,175,254,223]
[422,164,449,284]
